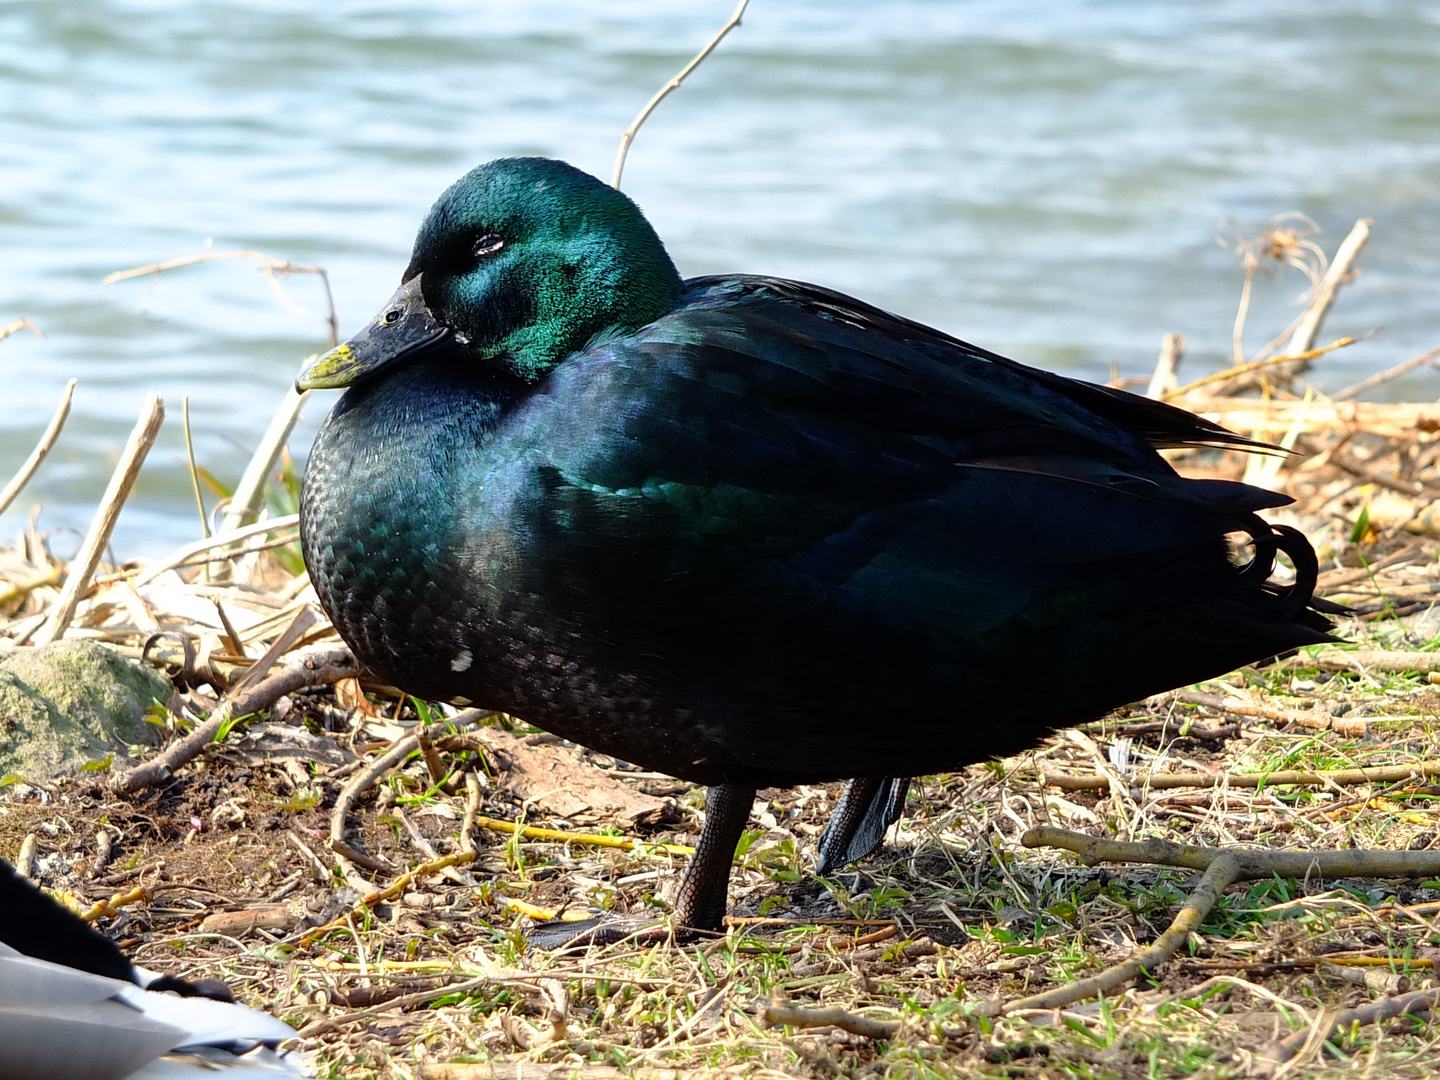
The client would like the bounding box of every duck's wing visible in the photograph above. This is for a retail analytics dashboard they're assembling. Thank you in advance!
[680,275,1262,455]
[547,274,1282,521]
[530,274,1296,604]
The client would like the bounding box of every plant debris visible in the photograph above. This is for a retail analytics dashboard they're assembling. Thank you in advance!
[4,217,1440,1077]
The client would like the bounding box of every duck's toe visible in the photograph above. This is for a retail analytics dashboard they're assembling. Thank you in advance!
[526,913,690,951]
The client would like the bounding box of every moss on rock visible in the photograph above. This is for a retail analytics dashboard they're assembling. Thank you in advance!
[0,641,170,780]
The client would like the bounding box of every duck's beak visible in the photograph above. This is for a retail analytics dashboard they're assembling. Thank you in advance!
[296,275,454,390]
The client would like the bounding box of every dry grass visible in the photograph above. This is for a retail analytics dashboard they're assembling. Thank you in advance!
[3,219,1440,1078]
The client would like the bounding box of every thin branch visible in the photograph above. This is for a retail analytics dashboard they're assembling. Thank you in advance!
[1161,337,1355,400]
[611,0,751,190]
[104,249,338,347]
[1286,218,1372,362]
[1173,396,1440,440]
[0,378,76,518]
[1255,987,1440,1078]
[467,814,694,857]
[223,604,317,697]
[77,885,150,924]
[1003,853,1240,1012]
[1274,647,1440,674]
[1021,826,1440,879]
[1232,266,1258,366]
[221,386,310,533]
[1039,761,1440,791]
[1331,344,1440,402]
[330,728,424,878]
[1145,332,1185,399]
[134,513,300,586]
[762,999,901,1041]
[0,317,43,342]
[36,393,164,646]
[111,646,359,794]
[1169,689,1370,737]
[180,395,210,540]
[295,975,500,1039]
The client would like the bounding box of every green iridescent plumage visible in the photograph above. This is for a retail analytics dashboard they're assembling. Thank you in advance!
[298,157,1334,939]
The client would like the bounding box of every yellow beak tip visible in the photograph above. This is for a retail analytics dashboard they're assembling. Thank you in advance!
[296,344,358,390]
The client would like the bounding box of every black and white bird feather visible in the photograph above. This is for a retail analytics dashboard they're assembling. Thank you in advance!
[0,859,302,1080]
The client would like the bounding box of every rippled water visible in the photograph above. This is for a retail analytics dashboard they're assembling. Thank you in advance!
[1,1,1438,553]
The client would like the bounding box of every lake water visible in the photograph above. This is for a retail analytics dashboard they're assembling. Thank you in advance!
[1,0,1438,554]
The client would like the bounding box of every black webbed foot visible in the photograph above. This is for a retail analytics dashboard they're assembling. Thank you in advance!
[526,782,757,951]
[527,913,687,951]
[815,777,911,875]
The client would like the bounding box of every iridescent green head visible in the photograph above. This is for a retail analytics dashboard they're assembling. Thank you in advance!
[298,157,684,389]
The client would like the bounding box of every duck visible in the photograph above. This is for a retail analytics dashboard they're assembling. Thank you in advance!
[297,156,1334,942]
[0,858,300,1079]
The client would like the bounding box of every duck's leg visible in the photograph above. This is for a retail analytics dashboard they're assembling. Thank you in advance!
[671,782,758,933]
[815,777,911,875]
[528,782,755,949]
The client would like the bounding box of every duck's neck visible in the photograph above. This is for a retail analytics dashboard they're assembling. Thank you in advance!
[302,360,528,684]
[311,361,527,536]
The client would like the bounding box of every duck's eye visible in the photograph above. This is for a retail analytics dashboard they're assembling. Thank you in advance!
[473,233,506,257]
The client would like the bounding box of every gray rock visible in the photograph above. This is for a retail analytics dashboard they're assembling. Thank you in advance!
[0,641,170,780]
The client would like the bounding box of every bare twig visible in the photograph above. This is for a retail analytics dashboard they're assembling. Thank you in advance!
[415,722,447,788]
[134,513,300,586]
[1284,218,1372,365]
[1145,333,1185,399]
[1003,853,1240,1012]
[1275,647,1440,674]
[221,386,310,533]
[301,848,482,945]
[224,605,317,697]
[104,249,338,346]
[1169,689,1372,737]
[91,829,114,877]
[1220,213,1327,366]
[212,600,247,660]
[461,770,482,854]
[1177,397,1440,438]
[611,0,751,190]
[1255,987,1440,1077]
[1162,338,1355,401]
[1040,761,1440,791]
[1328,447,1431,497]
[111,646,359,794]
[469,815,693,857]
[1021,826,1440,879]
[14,834,38,878]
[1330,344,1440,402]
[0,317,43,342]
[327,710,485,885]
[762,997,901,1040]
[0,378,76,518]
[36,394,164,646]
[330,731,421,877]
[77,885,150,923]
[296,975,504,1039]
[396,807,471,886]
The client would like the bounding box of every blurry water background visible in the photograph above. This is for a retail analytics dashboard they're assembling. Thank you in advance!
[0,0,1437,554]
